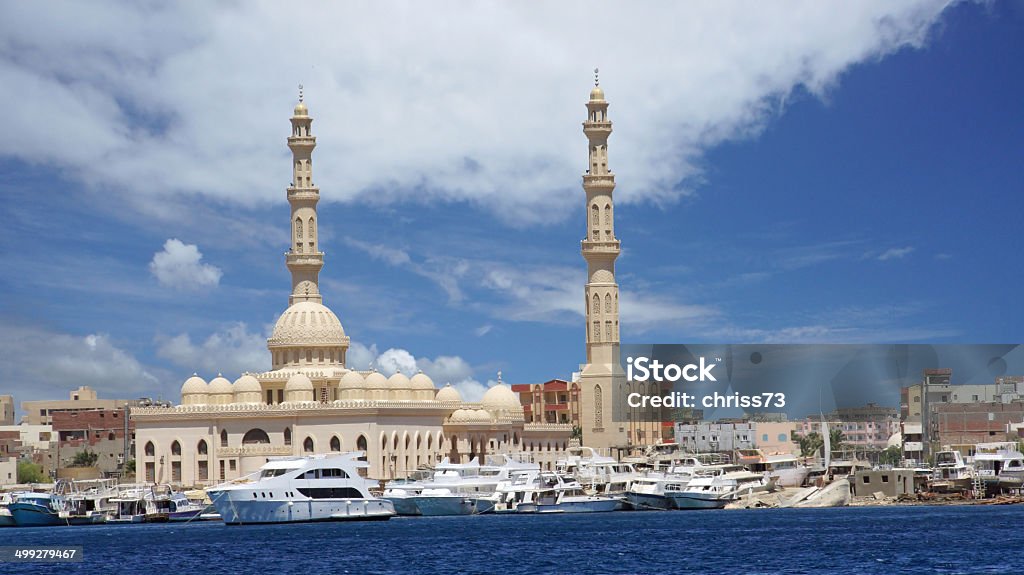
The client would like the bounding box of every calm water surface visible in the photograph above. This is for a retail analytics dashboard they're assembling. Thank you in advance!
[3,505,1023,574]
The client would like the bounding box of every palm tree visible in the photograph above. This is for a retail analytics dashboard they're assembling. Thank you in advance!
[798,432,823,457]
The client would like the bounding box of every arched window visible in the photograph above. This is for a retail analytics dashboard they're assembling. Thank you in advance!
[295,217,303,238]
[593,321,600,342]
[330,436,341,452]
[416,434,422,450]
[604,204,611,225]
[595,385,604,427]
[303,437,314,453]
[171,440,181,456]
[427,434,433,450]
[605,294,612,313]
[220,429,228,447]
[242,429,270,444]
[591,204,599,226]
[144,441,155,457]
[284,427,292,446]
[592,294,600,314]
[198,439,208,455]
[308,217,315,238]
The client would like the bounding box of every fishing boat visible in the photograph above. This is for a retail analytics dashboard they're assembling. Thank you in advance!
[8,492,70,527]
[206,452,394,525]
[0,492,21,527]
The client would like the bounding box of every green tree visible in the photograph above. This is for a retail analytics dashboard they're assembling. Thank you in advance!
[17,461,50,484]
[829,428,846,452]
[878,445,902,466]
[798,432,823,457]
[71,450,99,467]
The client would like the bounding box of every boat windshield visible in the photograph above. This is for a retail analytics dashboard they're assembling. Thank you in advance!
[260,468,290,479]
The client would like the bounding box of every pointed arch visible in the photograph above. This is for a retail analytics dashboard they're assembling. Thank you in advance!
[594,384,604,427]
[303,436,315,453]
[295,217,303,238]
[219,429,228,447]
[330,436,341,452]
[283,427,292,446]
[242,429,270,445]
[308,217,315,239]
[591,203,599,226]
[605,293,612,313]
[604,203,611,225]
[170,440,181,456]
[592,294,600,314]
[144,441,155,457]
[197,439,208,456]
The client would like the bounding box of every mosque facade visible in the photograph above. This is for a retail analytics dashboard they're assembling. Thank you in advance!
[131,93,572,486]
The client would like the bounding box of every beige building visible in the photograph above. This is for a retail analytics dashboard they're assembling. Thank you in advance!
[577,75,629,451]
[133,92,570,486]
[0,456,16,486]
[21,386,129,426]
[0,395,14,425]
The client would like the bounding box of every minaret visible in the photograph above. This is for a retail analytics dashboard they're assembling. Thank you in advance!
[578,70,628,449]
[285,85,324,305]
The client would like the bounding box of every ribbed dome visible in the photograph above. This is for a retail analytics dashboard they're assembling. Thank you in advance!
[180,374,208,395]
[339,370,365,389]
[268,301,347,347]
[410,371,435,390]
[285,373,314,391]
[435,384,462,402]
[233,375,261,393]
[364,368,387,386]
[208,375,233,395]
[386,371,411,389]
[449,409,472,423]
[481,384,520,411]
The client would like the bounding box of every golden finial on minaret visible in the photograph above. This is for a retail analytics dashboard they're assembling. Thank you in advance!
[594,67,599,87]
[298,83,304,102]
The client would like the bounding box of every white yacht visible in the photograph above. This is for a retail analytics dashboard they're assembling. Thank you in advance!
[671,469,774,510]
[972,442,1024,491]
[625,457,712,510]
[515,472,621,514]
[556,447,639,501]
[928,450,976,493]
[62,478,119,524]
[207,452,394,525]
[735,449,810,488]
[389,454,538,516]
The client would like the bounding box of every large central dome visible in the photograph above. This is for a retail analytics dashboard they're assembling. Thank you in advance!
[268,301,347,347]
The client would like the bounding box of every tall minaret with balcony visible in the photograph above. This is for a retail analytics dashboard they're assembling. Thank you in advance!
[578,71,628,449]
[286,86,324,305]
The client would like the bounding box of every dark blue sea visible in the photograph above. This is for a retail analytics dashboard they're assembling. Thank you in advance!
[3,506,1023,574]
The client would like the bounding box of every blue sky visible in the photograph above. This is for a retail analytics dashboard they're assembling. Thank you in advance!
[0,1,1021,411]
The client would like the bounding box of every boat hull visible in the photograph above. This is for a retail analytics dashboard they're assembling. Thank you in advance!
[8,504,64,527]
[535,498,620,513]
[625,492,674,511]
[0,510,15,527]
[669,494,728,510]
[383,496,422,516]
[209,492,395,525]
[410,496,494,516]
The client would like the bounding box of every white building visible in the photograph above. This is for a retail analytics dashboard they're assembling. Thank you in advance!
[133,92,571,486]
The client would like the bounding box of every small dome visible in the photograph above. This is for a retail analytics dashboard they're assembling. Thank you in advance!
[481,384,520,411]
[435,384,462,402]
[233,375,261,393]
[470,409,491,423]
[449,409,472,423]
[364,371,388,389]
[180,374,208,395]
[410,371,435,390]
[387,371,411,389]
[339,370,365,389]
[294,101,308,116]
[208,375,233,395]
[590,86,605,101]
[268,301,347,348]
[285,373,314,391]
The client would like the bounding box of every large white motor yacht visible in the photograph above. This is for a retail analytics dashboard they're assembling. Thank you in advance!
[207,452,394,524]
[671,469,774,510]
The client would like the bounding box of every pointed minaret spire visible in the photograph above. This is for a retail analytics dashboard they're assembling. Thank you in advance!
[285,88,324,304]
[578,72,627,449]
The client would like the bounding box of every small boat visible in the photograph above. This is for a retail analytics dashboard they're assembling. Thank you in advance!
[928,450,976,493]
[206,452,394,525]
[8,492,70,527]
[973,442,1024,493]
[671,469,774,510]
[0,492,22,527]
[516,472,621,514]
[556,447,639,502]
[63,478,119,525]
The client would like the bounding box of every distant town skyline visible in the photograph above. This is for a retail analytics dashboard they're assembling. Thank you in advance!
[1,2,1022,413]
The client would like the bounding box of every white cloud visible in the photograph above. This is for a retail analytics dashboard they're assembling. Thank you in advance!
[0,2,961,224]
[453,379,494,403]
[353,343,488,400]
[149,238,222,289]
[474,324,493,337]
[155,322,268,377]
[346,341,380,371]
[877,246,915,261]
[344,237,466,303]
[0,325,162,401]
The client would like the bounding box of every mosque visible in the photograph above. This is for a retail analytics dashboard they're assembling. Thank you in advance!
[132,80,632,485]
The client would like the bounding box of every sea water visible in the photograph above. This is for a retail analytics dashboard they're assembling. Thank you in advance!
[3,506,1023,574]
